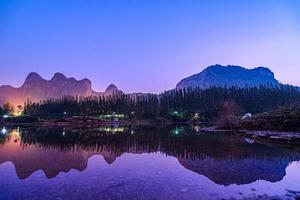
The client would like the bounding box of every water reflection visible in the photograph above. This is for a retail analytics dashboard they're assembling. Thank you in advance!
[0,126,300,186]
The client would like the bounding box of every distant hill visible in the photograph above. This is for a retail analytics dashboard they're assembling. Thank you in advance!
[176,65,280,89]
[0,72,122,106]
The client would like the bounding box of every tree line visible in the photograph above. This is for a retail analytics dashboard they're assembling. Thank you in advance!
[17,85,300,121]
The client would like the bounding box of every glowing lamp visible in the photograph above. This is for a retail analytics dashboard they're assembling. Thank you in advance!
[1,127,7,134]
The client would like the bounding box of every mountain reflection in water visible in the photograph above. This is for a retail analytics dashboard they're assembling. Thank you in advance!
[0,125,299,187]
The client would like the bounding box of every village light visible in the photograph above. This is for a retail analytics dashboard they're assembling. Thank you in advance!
[3,115,9,118]
[62,128,66,136]
[63,112,67,115]
[194,126,200,132]
[16,128,20,137]
[1,127,7,134]
[174,126,180,135]
[172,126,184,135]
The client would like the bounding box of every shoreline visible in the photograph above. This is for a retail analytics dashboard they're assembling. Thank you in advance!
[0,116,207,127]
[0,118,172,128]
[2,117,300,148]
[242,130,300,150]
[200,126,300,149]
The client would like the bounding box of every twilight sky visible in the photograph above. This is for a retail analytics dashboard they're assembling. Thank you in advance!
[0,0,300,93]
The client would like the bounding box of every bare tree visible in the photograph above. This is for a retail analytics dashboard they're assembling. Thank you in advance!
[217,100,242,129]
[3,102,15,115]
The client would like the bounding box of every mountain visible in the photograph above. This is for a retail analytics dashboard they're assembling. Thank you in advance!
[0,131,117,179]
[2,126,299,181]
[176,65,280,89]
[178,157,287,186]
[104,84,122,96]
[0,72,122,106]
[0,65,294,106]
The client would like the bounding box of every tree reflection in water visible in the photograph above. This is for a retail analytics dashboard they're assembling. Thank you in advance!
[0,125,299,185]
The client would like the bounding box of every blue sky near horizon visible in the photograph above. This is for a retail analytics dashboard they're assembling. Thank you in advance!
[0,0,300,93]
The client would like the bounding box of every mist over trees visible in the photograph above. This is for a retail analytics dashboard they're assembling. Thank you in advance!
[22,85,300,121]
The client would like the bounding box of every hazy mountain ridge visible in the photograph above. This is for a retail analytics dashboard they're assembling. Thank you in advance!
[0,72,122,106]
[176,65,281,89]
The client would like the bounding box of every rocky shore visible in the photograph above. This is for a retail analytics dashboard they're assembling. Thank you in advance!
[244,130,300,141]
[242,130,300,150]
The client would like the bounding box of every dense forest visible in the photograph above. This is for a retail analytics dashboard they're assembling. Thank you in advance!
[13,85,299,121]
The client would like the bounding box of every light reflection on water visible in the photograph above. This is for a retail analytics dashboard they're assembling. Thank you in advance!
[0,126,300,200]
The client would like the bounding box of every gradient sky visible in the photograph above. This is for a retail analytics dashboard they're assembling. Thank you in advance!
[0,0,300,93]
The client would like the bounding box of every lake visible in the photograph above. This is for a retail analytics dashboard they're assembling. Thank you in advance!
[0,125,300,200]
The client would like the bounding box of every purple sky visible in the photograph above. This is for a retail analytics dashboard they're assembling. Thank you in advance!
[0,0,300,93]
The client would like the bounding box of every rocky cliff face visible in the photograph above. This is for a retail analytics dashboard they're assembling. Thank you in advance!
[0,72,121,106]
[104,84,123,96]
[176,65,280,89]
[20,72,94,101]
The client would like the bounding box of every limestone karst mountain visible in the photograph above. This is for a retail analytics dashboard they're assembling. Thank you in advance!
[176,65,280,90]
[0,72,122,106]
[0,65,296,107]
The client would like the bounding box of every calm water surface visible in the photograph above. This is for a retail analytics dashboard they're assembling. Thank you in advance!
[0,125,299,200]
